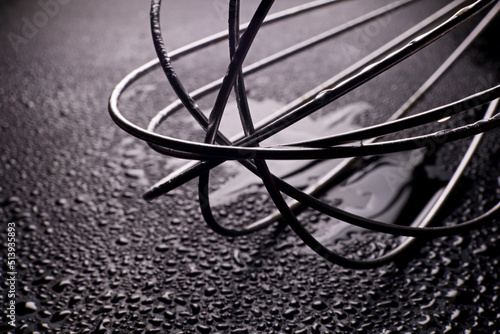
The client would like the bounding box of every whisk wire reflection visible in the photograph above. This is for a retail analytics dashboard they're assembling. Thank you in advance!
[109,0,500,268]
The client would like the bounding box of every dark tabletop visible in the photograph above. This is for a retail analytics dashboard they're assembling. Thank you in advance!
[1,0,500,333]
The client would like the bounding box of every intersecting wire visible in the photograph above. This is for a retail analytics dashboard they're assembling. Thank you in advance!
[109,0,500,268]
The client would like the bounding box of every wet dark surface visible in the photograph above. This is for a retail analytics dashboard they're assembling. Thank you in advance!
[1,0,500,333]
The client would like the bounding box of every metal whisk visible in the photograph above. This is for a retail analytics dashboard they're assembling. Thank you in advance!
[109,0,500,268]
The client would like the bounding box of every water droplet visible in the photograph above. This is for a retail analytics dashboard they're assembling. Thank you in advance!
[155,244,169,252]
[311,300,327,310]
[17,301,37,315]
[52,279,71,293]
[50,310,71,322]
[196,324,212,333]
[283,308,300,319]
[116,236,129,245]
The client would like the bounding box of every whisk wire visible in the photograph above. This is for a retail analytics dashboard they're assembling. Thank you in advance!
[109,0,500,268]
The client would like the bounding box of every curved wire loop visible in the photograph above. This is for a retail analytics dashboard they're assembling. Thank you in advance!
[109,0,500,268]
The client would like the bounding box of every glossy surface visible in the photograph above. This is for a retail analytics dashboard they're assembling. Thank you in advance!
[1,0,500,332]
